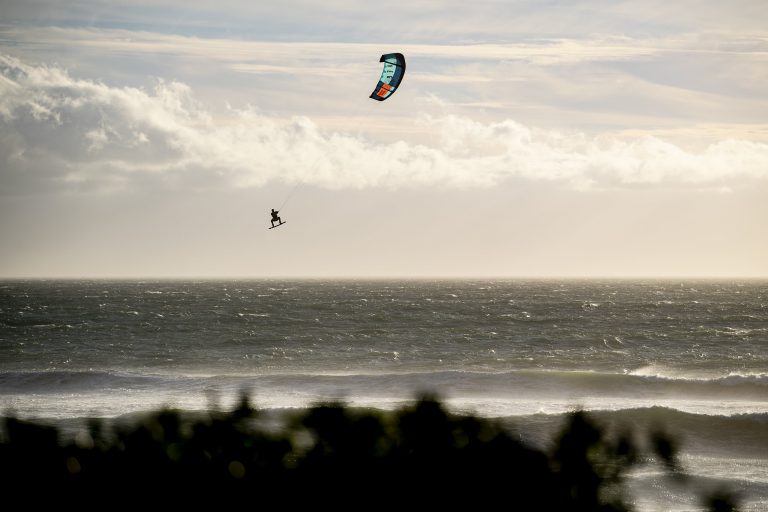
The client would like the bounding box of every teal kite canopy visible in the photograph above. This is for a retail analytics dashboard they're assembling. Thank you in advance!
[369,53,406,101]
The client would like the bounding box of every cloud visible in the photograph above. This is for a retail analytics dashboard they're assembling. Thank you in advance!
[2,54,767,195]
[4,0,768,42]
[4,26,767,130]
[7,25,768,70]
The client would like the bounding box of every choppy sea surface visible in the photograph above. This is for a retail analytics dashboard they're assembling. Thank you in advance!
[1,279,766,510]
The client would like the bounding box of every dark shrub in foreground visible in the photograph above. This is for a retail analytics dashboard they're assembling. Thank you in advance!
[0,394,738,510]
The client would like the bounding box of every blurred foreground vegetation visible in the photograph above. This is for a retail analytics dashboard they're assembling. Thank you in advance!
[1,394,738,510]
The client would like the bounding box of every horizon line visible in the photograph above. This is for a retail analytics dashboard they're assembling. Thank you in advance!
[1,275,767,281]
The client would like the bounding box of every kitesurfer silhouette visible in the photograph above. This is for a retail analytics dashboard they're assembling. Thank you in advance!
[270,208,282,228]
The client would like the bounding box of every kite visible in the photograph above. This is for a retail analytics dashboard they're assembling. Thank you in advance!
[369,53,406,101]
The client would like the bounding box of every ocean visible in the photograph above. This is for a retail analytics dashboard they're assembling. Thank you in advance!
[1,279,766,510]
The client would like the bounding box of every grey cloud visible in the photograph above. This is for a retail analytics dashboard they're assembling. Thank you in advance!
[3,0,767,41]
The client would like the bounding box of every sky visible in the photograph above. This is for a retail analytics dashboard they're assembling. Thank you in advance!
[1,0,767,278]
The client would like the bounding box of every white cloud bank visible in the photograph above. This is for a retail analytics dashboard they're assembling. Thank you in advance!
[2,54,767,194]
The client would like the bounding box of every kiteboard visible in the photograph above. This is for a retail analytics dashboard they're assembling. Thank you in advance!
[269,221,286,230]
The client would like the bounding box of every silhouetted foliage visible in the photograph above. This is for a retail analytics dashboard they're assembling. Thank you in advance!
[0,393,740,510]
[705,490,741,512]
